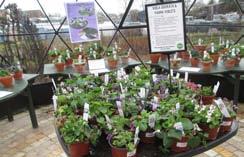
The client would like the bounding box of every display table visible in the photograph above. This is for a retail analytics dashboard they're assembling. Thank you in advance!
[55,121,238,157]
[0,75,39,128]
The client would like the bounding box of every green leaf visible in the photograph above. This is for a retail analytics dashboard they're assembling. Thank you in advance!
[163,133,174,148]
[180,118,193,131]
[188,136,201,148]
[168,129,182,140]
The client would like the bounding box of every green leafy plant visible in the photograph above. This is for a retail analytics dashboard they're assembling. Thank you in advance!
[85,42,104,60]
[48,49,61,57]
[60,115,101,145]
[0,69,10,77]
[111,130,135,152]
[190,50,200,58]
[200,86,214,96]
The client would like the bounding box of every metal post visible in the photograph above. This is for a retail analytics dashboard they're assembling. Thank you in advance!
[233,74,240,112]
[167,53,172,93]
[26,85,38,128]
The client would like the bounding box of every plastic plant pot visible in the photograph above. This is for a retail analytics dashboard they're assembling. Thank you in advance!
[69,142,90,157]
[0,75,13,88]
[171,136,189,153]
[55,63,65,72]
[190,58,200,67]
[150,53,161,64]
[199,124,220,141]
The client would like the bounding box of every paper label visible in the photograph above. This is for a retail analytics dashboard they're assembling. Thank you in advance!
[184,72,189,82]
[149,114,156,128]
[88,59,106,70]
[174,122,184,135]
[120,83,124,93]
[145,132,155,138]
[176,142,187,148]
[83,103,90,121]
[116,101,124,117]
[213,81,220,95]
[104,74,109,85]
[52,95,57,111]
[51,78,57,90]
[170,69,174,77]
[139,88,146,98]
[127,149,136,157]
[134,127,139,145]
[176,73,180,79]
[152,74,157,82]
[214,99,231,118]
[105,115,112,130]
[221,121,232,126]
[176,103,180,111]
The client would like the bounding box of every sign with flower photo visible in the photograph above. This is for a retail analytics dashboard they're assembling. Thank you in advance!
[65,1,100,43]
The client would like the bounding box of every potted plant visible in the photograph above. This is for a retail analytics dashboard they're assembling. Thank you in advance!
[132,110,156,144]
[222,51,236,69]
[150,53,161,64]
[11,61,23,80]
[219,100,236,134]
[0,69,13,88]
[73,56,86,73]
[64,50,73,67]
[201,51,213,72]
[200,86,215,105]
[60,115,101,157]
[208,43,220,64]
[53,56,65,72]
[120,49,130,64]
[85,42,104,61]
[105,47,118,69]
[109,130,137,157]
[193,39,207,54]
[48,48,60,60]
[193,105,222,140]
[190,50,200,67]
[180,51,190,61]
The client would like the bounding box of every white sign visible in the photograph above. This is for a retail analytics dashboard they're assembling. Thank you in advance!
[146,1,186,53]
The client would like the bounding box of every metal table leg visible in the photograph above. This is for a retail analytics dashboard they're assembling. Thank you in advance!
[233,74,240,111]
[26,85,38,128]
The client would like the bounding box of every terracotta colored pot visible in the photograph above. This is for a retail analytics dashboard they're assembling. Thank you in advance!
[70,142,90,157]
[180,51,190,61]
[161,54,167,60]
[235,57,241,66]
[201,95,215,105]
[210,53,219,64]
[201,61,212,72]
[55,63,65,72]
[199,124,220,140]
[190,58,199,67]
[74,64,85,72]
[107,59,118,69]
[109,139,137,157]
[171,136,189,153]
[194,45,207,54]
[224,59,236,69]
[171,59,181,68]
[14,71,23,80]
[65,58,73,66]
[140,131,155,144]
[218,48,229,55]
[121,56,129,64]
[219,117,234,134]
[150,53,161,64]
[0,75,13,88]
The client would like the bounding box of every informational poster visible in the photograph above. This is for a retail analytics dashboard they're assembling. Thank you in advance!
[146,1,186,53]
[65,1,100,43]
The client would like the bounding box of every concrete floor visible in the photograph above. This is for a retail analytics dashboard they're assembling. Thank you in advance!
[0,105,244,157]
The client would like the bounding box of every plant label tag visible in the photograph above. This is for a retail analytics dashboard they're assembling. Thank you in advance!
[67,52,70,58]
[170,69,174,77]
[120,94,125,99]
[154,96,159,103]
[104,74,109,85]
[176,103,180,111]
[221,121,232,126]
[184,72,189,82]
[214,99,231,118]
[120,83,124,93]
[127,149,136,157]
[213,81,220,95]
[174,54,177,60]
[83,103,90,121]
[198,38,202,45]
[145,132,155,138]
[100,86,104,95]
[134,127,139,145]
[139,88,146,98]
[51,78,57,90]
[116,101,124,117]
[52,95,57,111]
[105,115,112,130]
[176,142,187,148]
[176,73,180,79]
[165,88,169,94]
[174,122,184,135]
[149,114,156,128]
[152,74,157,82]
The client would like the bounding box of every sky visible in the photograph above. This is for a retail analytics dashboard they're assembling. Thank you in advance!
[2,0,213,16]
